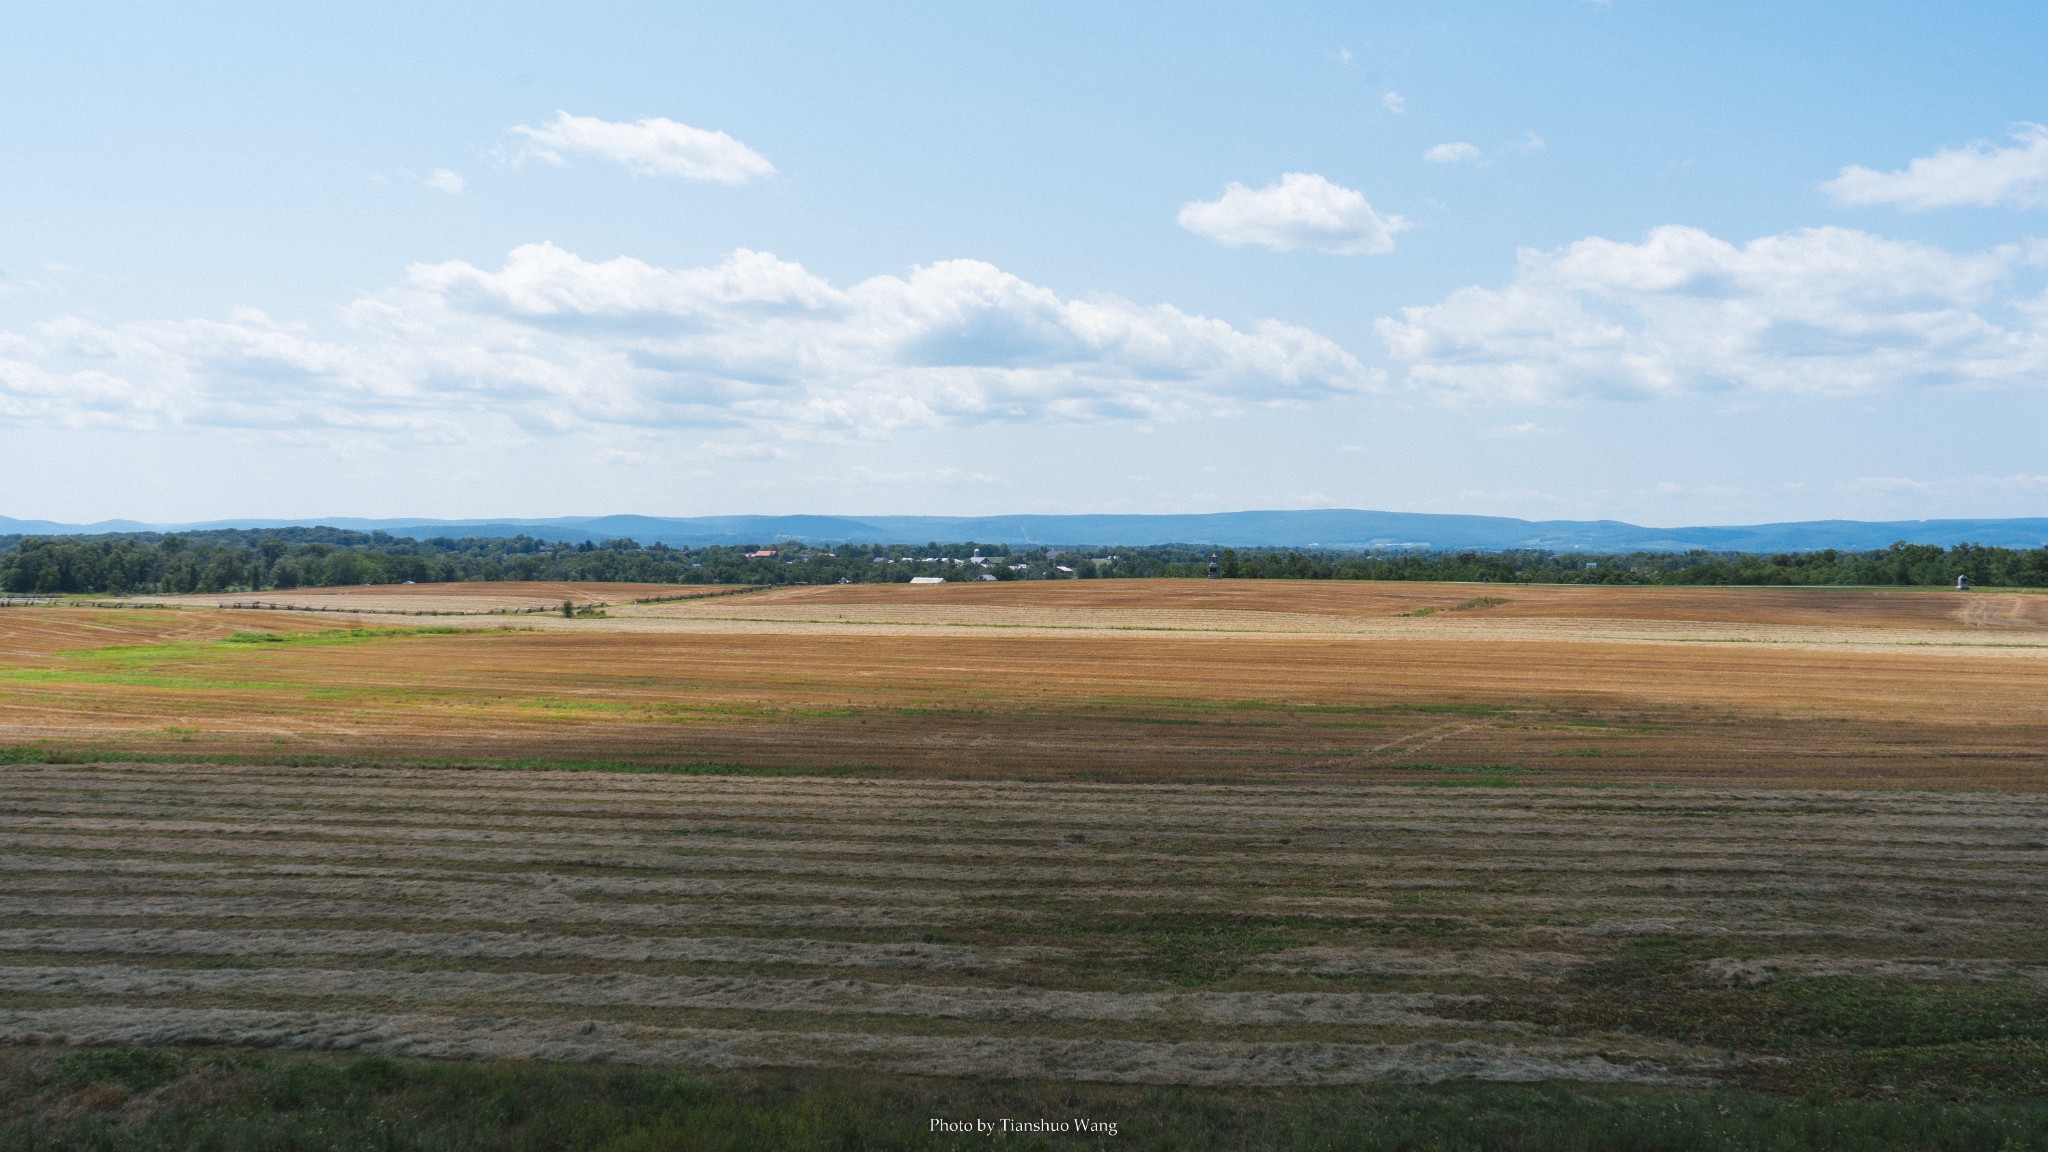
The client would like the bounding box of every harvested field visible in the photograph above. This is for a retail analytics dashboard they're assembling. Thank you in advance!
[120,581,737,615]
[5,762,2043,1095]
[706,578,2048,631]
[1,581,2045,786]
[3,579,2047,1119]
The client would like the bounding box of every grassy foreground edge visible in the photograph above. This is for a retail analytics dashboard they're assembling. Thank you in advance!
[4,1046,2047,1151]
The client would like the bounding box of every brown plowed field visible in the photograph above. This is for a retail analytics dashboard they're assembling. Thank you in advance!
[1,580,2044,787]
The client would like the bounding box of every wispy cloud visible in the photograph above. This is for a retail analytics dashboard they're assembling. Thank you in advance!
[1425,134,1541,165]
[1824,123,2048,210]
[1381,91,1406,114]
[847,466,1002,485]
[422,168,464,194]
[1480,422,1562,438]
[509,111,775,184]
[1178,173,1408,255]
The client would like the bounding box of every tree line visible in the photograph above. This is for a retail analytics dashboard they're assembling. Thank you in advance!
[1201,542,2048,587]
[2,528,2044,595]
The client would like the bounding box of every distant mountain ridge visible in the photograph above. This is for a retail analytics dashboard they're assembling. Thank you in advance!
[6,510,2047,553]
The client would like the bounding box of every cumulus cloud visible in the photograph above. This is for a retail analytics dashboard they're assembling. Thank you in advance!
[1824,123,2048,210]
[1424,142,1480,164]
[1376,224,2048,403]
[510,111,775,184]
[1178,173,1408,255]
[0,245,1374,442]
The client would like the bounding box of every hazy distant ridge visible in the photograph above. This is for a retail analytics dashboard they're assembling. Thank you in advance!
[6,510,2048,552]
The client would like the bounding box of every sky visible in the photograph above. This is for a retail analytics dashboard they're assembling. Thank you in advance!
[3,0,2046,527]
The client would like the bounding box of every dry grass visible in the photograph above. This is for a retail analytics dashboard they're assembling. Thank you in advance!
[0,763,2042,1092]
[723,578,2048,629]
[118,580,736,615]
[1,580,2045,787]
[3,581,2045,1096]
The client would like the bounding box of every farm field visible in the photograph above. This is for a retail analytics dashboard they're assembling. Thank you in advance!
[115,579,738,615]
[1,580,2045,787]
[4,766,2047,1090]
[3,579,2047,1146]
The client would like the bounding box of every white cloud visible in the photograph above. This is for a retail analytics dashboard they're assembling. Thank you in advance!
[423,168,465,194]
[1381,91,1406,114]
[1178,173,1408,255]
[847,465,1002,485]
[0,245,1374,442]
[1824,123,2048,210]
[1835,472,2048,509]
[1480,421,1562,438]
[1377,224,2048,404]
[509,111,775,184]
[1651,481,1744,499]
[1424,142,1481,164]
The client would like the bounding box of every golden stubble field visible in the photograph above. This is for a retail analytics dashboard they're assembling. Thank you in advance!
[3,580,2046,1095]
[3,579,2046,787]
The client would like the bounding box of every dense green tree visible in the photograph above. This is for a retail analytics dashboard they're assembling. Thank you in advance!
[4,530,2046,596]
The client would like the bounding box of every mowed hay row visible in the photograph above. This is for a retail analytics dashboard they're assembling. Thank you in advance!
[5,605,2048,786]
[0,609,347,664]
[4,763,2046,1090]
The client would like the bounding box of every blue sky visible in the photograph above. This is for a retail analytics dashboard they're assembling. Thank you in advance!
[4,1,2046,526]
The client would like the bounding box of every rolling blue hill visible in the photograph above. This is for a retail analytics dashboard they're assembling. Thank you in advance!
[6,510,2048,552]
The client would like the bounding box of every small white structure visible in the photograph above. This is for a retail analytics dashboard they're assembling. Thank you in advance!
[910,576,946,584]
[1956,574,1971,591]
